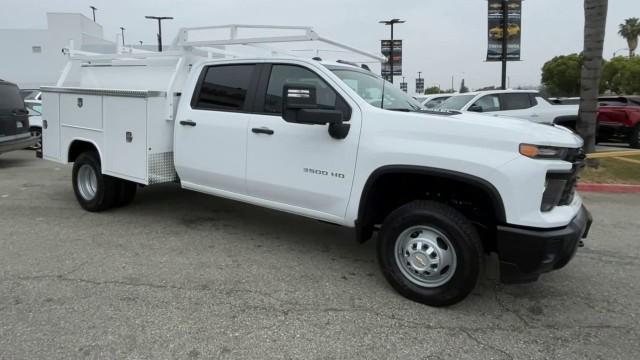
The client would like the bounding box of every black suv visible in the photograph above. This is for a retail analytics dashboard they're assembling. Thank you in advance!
[0,79,38,155]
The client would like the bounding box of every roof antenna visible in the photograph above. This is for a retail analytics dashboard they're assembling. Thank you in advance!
[361,64,371,71]
[312,56,322,61]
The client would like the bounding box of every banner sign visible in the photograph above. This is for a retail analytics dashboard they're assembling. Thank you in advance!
[416,78,425,94]
[400,81,408,92]
[381,40,402,77]
[487,0,521,61]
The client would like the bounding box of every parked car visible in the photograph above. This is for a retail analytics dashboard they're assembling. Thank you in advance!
[24,100,43,150]
[596,96,640,148]
[437,90,579,124]
[42,25,591,307]
[0,79,38,155]
[421,94,453,109]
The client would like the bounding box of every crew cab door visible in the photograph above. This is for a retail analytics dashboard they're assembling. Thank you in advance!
[174,63,258,194]
[245,63,360,219]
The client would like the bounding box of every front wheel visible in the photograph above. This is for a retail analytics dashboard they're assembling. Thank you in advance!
[377,201,483,307]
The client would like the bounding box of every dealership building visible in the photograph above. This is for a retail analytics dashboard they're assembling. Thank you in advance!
[0,13,116,89]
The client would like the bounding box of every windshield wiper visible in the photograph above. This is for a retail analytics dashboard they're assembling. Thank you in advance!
[386,108,413,112]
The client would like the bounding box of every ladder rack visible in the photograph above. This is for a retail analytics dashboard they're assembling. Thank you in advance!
[173,24,385,63]
[53,25,385,122]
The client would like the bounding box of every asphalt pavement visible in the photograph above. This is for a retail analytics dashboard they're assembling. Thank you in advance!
[1,150,639,359]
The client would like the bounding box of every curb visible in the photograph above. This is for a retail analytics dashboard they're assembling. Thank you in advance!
[578,183,640,193]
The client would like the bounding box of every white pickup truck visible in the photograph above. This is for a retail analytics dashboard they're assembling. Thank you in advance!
[41,25,592,306]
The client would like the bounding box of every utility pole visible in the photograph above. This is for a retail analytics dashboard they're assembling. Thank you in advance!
[120,27,126,46]
[145,16,174,52]
[379,19,405,84]
[501,0,508,90]
[90,6,97,22]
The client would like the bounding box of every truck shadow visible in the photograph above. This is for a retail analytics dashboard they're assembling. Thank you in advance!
[129,183,504,305]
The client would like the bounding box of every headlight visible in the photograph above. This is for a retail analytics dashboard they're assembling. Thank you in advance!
[519,144,569,160]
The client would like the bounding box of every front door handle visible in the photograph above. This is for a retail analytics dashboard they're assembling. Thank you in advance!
[180,120,197,127]
[251,127,274,135]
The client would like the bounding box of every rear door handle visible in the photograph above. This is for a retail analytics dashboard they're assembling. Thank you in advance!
[180,120,197,127]
[252,127,274,135]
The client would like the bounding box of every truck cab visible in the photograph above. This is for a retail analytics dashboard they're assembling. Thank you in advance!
[41,25,591,306]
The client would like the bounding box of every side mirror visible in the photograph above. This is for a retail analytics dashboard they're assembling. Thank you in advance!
[282,84,343,125]
[468,104,483,112]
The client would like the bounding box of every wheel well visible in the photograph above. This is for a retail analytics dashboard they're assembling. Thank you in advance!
[68,140,98,163]
[357,167,506,251]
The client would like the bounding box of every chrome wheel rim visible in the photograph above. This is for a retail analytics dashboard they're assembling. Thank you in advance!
[77,164,98,201]
[31,129,42,150]
[394,225,457,288]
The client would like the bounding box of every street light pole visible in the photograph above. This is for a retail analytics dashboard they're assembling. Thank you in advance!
[90,6,97,22]
[145,16,174,52]
[120,27,126,46]
[379,19,405,84]
[501,0,509,90]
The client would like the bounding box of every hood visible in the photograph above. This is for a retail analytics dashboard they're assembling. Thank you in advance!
[451,111,583,148]
[378,109,584,150]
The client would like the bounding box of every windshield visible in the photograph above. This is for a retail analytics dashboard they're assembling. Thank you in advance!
[437,94,476,110]
[331,69,422,111]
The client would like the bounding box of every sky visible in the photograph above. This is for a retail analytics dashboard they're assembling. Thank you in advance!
[1,0,639,93]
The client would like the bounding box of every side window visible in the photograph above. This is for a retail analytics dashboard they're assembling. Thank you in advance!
[192,64,256,111]
[473,94,501,112]
[502,93,533,110]
[264,65,338,114]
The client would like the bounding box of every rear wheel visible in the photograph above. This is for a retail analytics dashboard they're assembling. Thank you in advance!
[29,127,42,150]
[630,125,640,149]
[72,152,118,212]
[377,201,483,307]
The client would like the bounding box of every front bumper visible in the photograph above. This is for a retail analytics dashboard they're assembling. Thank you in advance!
[0,135,38,155]
[497,205,592,284]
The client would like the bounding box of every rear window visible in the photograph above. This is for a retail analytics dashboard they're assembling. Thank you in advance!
[0,83,25,111]
[192,64,256,111]
[501,93,532,110]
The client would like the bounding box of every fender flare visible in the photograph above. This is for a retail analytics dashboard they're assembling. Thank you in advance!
[355,165,507,242]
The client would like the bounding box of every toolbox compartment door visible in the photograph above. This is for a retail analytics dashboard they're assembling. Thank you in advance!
[41,93,61,160]
[103,96,148,182]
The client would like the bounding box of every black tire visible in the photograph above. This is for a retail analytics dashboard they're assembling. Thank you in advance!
[630,125,640,149]
[72,152,118,212]
[115,179,137,207]
[377,201,483,307]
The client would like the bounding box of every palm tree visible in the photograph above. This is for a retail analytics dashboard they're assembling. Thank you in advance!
[619,17,640,57]
[577,0,608,155]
